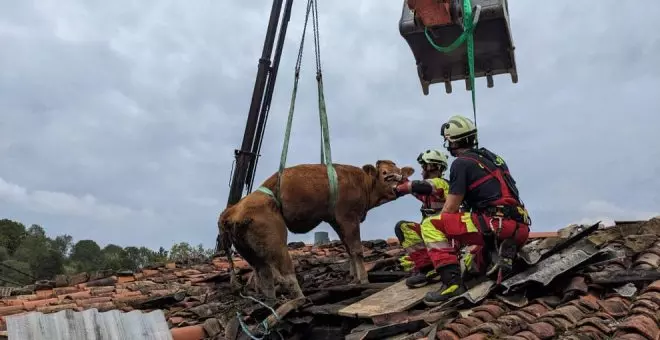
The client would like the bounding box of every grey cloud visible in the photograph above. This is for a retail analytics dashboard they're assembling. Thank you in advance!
[1,1,659,249]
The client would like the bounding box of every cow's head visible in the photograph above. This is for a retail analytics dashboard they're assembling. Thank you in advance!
[362,160,415,207]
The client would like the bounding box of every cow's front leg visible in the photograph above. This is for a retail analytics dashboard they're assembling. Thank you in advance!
[335,220,369,284]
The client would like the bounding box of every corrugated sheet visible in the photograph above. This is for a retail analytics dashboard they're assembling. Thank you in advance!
[0,287,16,297]
[5,308,173,340]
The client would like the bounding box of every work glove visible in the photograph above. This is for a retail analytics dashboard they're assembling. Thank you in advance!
[393,182,410,198]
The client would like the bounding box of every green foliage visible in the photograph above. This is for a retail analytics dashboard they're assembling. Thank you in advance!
[168,242,215,263]
[0,219,27,255]
[51,234,73,258]
[0,259,32,286]
[70,240,104,272]
[12,224,63,280]
[0,218,215,286]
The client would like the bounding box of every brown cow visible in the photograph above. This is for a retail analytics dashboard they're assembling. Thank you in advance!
[218,160,414,300]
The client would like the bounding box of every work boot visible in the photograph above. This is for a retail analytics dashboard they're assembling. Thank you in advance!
[423,264,466,306]
[486,239,518,281]
[460,250,483,280]
[405,266,441,289]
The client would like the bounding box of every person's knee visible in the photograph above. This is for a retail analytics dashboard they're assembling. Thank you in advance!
[394,220,409,242]
[514,224,530,246]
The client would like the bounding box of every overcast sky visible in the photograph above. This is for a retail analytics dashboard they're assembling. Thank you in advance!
[1,1,659,250]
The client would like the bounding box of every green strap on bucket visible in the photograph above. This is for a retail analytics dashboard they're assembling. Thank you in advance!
[257,0,338,213]
[423,0,479,126]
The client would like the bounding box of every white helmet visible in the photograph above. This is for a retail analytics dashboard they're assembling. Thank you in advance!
[441,115,477,143]
[417,149,448,169]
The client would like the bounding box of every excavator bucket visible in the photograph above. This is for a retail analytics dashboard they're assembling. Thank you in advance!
[399,0,518,95]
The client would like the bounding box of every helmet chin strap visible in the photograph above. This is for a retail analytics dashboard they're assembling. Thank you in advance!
[444,135,478,155]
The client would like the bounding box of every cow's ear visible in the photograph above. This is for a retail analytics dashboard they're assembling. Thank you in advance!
[362,164,378,177]
[401,167,415,178]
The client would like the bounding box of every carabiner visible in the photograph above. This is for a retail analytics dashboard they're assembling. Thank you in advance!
[489,216,503,235]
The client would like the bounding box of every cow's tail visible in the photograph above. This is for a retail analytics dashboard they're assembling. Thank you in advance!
[218,210,241,290]
[220,224,235,272]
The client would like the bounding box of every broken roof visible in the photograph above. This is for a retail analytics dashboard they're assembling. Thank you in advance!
[0,218,658,340]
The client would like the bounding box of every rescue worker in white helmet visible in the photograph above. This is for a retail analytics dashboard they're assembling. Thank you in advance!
[390,149,451,288]
[390,115,531,306]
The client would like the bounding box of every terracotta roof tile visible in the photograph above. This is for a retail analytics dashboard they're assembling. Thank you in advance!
[596,296,631,318]
[508,331,541,340]
[23,298,59,311]
[528,232,559,239]
[444,322,471,338]
[614,334,652,340]
[0,305,26,317]
[461,333,489,340]
[1,218,660,339]
[526,322,556,339]
[436,330,461,340]
[472,302,508,318]
[454,315,482,328]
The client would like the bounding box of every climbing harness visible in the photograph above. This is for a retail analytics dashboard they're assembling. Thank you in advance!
[423,0,482,130]
[236,293,283,340]
[257,0,339,213]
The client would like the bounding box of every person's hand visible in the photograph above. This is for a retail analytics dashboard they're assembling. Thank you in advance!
[384,173,403,183]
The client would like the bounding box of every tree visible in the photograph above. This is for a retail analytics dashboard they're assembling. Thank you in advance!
[69,240,103,272]
[35,249,65,280]
[0,260,32,286]
[191,243,214,260]
[168,242,213,263]
[12,226,64,280]
[51,234,73,258]
[101,244,134,270]
[27,224,46,238]
[1,217,218,279]
[0,219,27,255]
[156,247,169,261]
[124,246,163,270]
[169,242,193,262]
[0,246,9,262]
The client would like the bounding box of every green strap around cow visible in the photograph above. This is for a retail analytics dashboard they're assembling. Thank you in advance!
[257,0,339,213]
[423,0,480,128]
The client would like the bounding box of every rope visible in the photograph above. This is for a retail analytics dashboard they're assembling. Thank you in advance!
[235,293,281,340]
[423,0,481,130]
[258,0,338,213]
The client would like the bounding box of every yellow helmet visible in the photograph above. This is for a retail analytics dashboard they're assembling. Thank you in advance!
[441,115,477,143]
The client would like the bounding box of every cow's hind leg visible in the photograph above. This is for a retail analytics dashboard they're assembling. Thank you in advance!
[255,265,277,301]
[272,245,304,299]
[332,220,369,284]
[231,217,278,302]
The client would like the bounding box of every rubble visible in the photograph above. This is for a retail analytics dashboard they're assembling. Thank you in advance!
[0,218,659,340]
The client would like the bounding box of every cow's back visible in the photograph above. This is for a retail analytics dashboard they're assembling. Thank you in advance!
[259,164,370,232]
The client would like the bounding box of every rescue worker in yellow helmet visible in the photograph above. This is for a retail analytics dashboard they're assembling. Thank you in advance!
[410,114,531,306]
[392,149,451,288]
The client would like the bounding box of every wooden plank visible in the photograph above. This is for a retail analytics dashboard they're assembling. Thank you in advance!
[337,279,443,318]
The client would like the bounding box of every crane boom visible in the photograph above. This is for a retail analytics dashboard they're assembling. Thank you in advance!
[217,0,294,252]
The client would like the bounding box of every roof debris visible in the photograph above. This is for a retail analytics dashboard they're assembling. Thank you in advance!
[0,217,659,340]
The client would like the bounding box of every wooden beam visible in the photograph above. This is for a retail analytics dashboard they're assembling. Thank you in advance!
[338,280,444,318]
